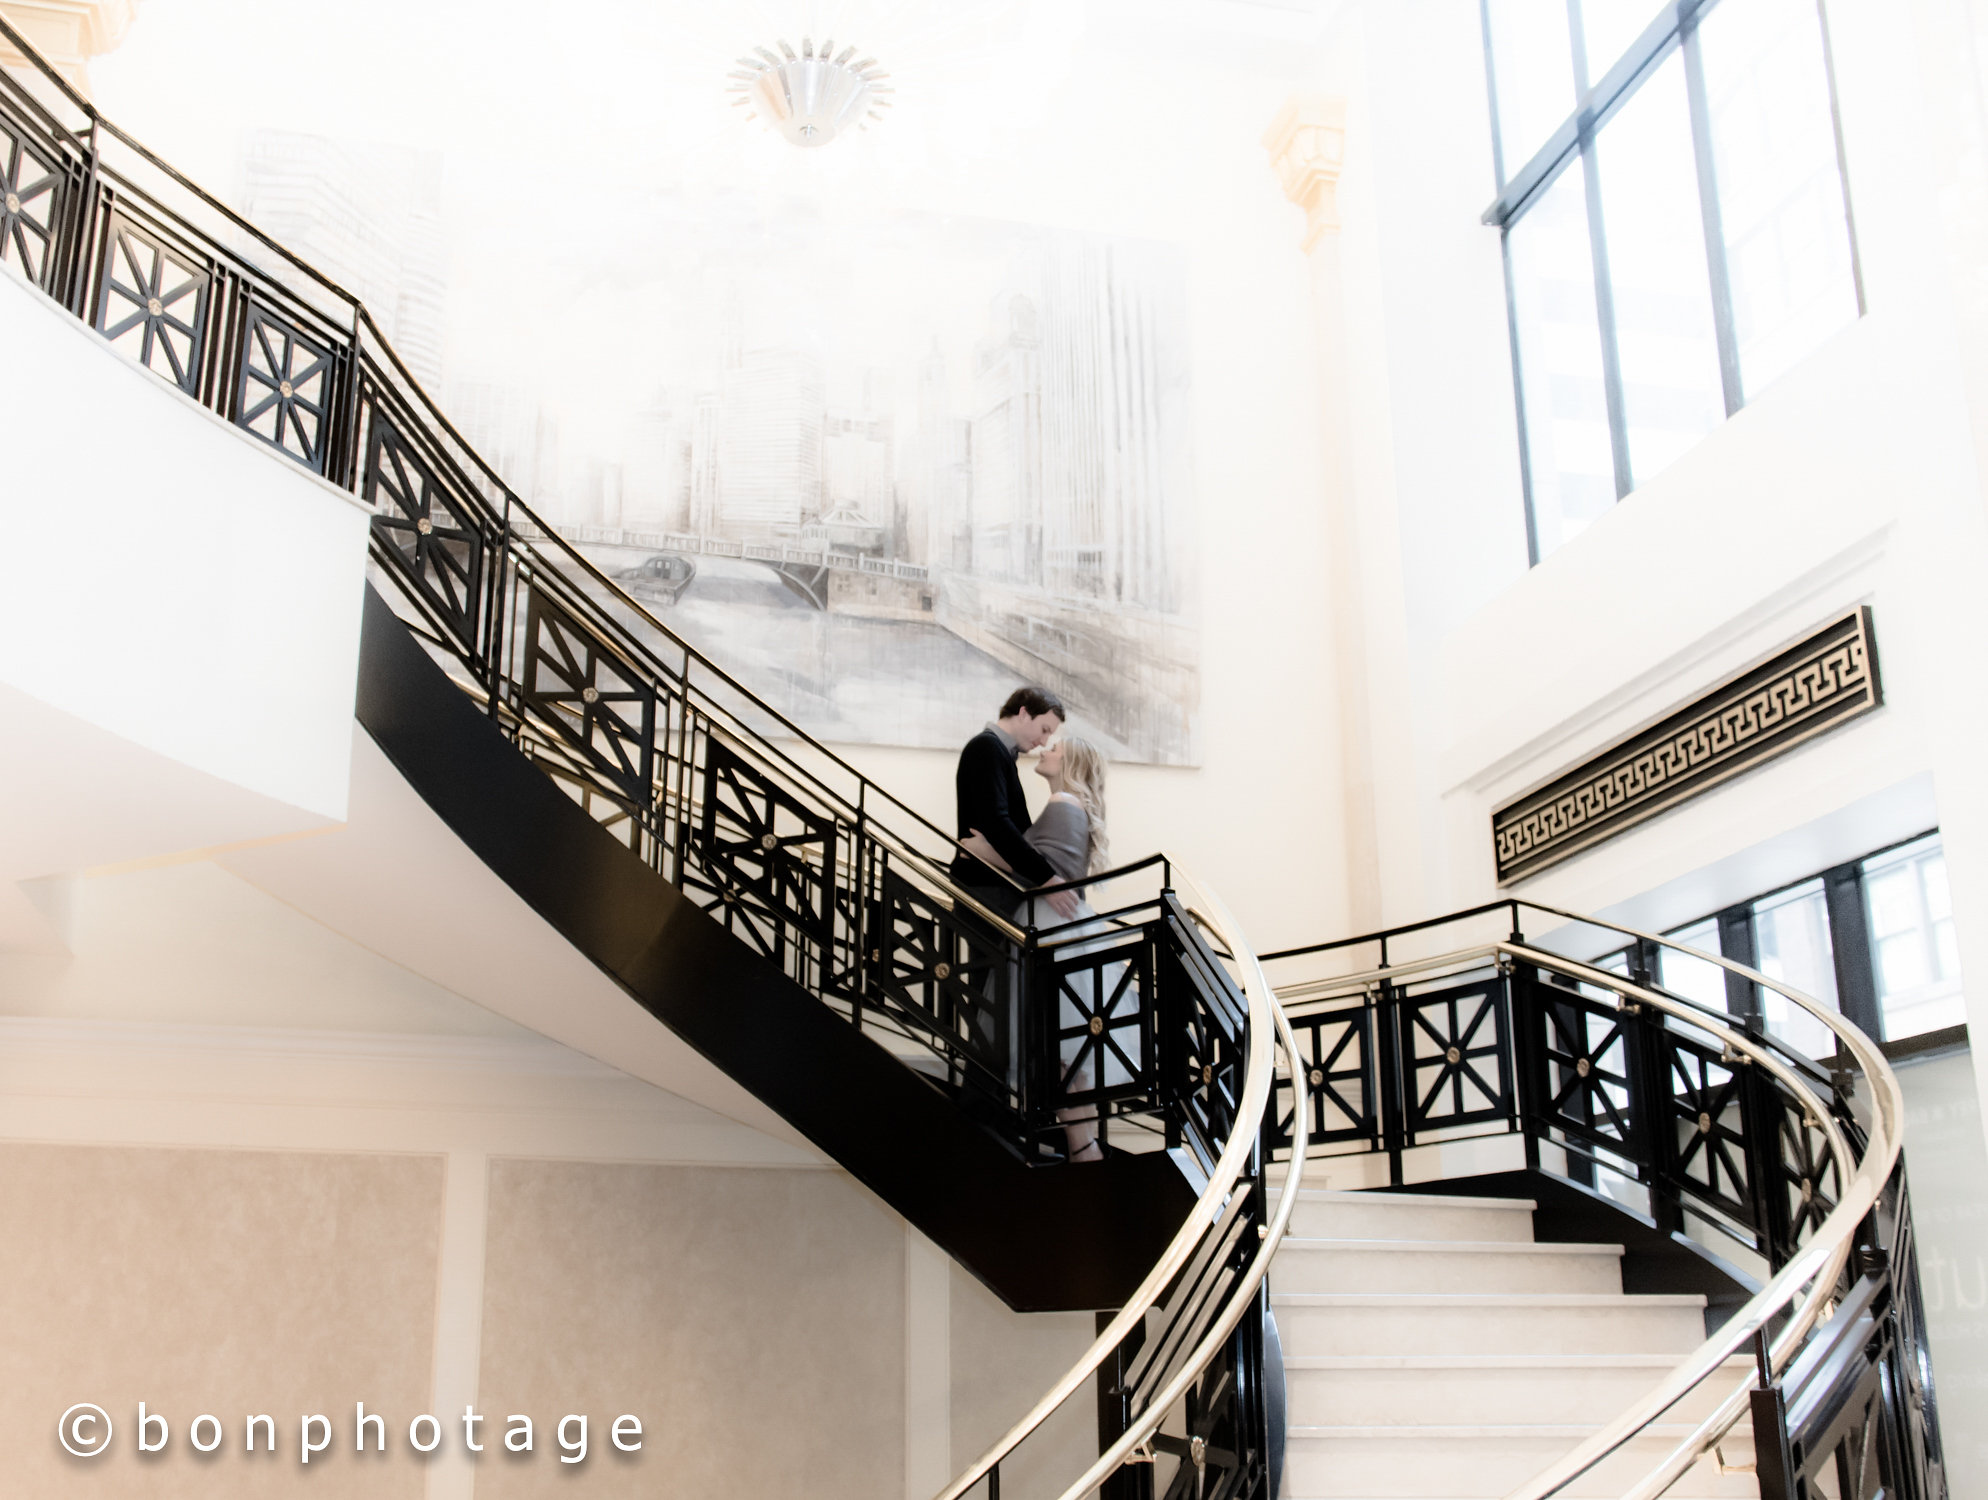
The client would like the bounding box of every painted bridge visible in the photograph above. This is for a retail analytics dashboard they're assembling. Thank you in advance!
[554,523,931,610]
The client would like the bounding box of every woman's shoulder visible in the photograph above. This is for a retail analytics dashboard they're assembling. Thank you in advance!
[1044,791,1086,812]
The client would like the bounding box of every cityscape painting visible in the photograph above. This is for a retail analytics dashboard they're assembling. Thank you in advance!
[239,133,1201,764]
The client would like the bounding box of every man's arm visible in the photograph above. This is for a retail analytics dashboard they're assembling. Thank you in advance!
[960,739,1056,884]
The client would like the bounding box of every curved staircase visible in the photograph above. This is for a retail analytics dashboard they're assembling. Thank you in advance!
[1273,1189,1752,1499]
[0,17,1949,1497]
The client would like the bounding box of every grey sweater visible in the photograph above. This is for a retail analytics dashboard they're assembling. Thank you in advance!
[1024,798,1091,884]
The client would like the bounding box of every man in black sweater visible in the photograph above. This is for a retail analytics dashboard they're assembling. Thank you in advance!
[951,686,1079,921]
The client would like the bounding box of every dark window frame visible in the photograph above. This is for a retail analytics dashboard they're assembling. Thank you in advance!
[1480,0,1865,564]
[1600,829,1949,1052]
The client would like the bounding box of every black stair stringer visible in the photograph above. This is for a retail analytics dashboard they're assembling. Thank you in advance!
[356,585,1195,1312]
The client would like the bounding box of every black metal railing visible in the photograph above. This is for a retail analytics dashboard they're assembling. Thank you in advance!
[0,12,1217,1167]
[0,26,1303,1500]
[1261,900,1944,1500]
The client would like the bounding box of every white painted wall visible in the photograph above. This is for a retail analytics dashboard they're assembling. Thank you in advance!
[1291,0,1988,1196]
[812,6,1365,958]
[0,264,370,940]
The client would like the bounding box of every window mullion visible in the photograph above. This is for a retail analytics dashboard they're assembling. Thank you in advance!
[1822,863,1883,1043]
[1480,0,1510,188]
[1500,232,1543,566]
[1578,138,1635,502]
[1681,13,1744,417]
[1813,0,1867,315]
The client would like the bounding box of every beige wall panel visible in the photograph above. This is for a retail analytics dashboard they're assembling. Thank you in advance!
[949,1264,1095,1500]
[0,1141,443,1495]
[477,1160,903,1499]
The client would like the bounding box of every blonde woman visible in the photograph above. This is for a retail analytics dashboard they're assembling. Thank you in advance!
[959,734,1110,910]
[959,734,1114,1161]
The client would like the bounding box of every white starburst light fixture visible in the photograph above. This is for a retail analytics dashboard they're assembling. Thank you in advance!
[728,38,893,148]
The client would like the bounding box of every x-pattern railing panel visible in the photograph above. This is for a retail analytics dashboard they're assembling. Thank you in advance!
[235,300,338,472]
[93,210,208,396]
[694,739,836,946]
[1531,983,1637,1155]
[1662,1034,1756,1230]
[1275,1003,1374,1150]
[520,583,656,807]
[364,406,488,652]
[869,870,1018,1099]
[1042,930,1153,1107]
[0,116,63,290]
[1401,978,1511,1136]
[1774,1101,1842,1253]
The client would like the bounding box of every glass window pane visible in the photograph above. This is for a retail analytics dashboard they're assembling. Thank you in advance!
[1660,917,1729,1011]
[1486,0,1578,177]
[1863,835,1967,1039]
[1699,0,1859,397]
[1578,946,1635,1000]
[1592,49,1725,488]
[1752,878,1840,1057]
[1509,160,1615,559]
[1580,0,1662,84]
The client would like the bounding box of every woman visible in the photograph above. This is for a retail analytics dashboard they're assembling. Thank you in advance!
[959,735,1114,1162]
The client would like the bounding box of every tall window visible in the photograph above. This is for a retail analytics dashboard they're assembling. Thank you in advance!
[1482,0,1862,562]
[1863,834,1964,1038]
[1596,833,1966,1057]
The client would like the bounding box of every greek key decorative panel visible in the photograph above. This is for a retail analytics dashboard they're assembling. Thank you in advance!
[1493,609,1881,883]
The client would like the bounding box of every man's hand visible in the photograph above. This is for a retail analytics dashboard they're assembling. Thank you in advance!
[1045,887,1081,920]
[960,829,1012,874]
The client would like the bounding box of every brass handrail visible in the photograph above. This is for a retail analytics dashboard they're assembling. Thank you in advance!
[931,867,1307,1500]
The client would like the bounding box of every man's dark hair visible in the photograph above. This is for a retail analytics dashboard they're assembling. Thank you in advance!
[1000,685,1066,721]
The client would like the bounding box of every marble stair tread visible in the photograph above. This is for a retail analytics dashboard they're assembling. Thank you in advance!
[1279,1189,1540,1243]
[1272,1237,1624,1292]
[1274,1187,1539,1211]
[1272,1292,1704,1307]
[1282,1352,1748,1368]
[1275,1236,1619,1254]
[1289,1421,1749,1438]
[1284,1422,1759,1498]
[1284,1351,1760,1425]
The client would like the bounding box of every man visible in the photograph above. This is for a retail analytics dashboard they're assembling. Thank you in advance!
[952,686,1080,922]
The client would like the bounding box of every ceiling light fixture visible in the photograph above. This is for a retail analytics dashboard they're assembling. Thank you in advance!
[727,38,893,149]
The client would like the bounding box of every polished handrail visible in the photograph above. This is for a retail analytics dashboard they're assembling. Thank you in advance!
[932,870,1307,1500]
[0,34,1305,1494]
[1266,899,1906,1500]
[1495,916,1899,1500]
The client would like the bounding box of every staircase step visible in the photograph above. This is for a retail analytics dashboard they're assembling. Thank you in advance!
[1272,1238,1622,1295]
[1271,1292,1707,1356]
[1285,1423,1758,1498]
[1284,1354,1758,1426]
[1277,1188,1536,1244]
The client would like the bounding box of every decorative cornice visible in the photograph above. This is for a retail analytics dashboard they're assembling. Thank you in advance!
[0,0,138,97]
[1263,95,1346,252]
[1493,608,1883,883]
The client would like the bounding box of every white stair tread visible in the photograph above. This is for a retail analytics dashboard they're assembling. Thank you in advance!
[1290,1422,1734,1440]
[1277,1237,1620,1256]
[1284,1353,1743,1370]
[1274,1292,1706,1308]
[1277,1187,1536,1212]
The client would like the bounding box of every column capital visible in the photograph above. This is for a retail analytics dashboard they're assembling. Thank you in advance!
[0,0,140,98]
[1263,95,1347,252]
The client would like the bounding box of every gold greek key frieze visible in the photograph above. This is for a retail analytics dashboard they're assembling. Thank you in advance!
[1492,609,1881,883]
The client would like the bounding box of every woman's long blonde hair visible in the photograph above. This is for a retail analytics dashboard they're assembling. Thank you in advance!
[1057,735,1111,874]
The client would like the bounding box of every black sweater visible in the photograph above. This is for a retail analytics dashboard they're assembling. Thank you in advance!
[950,728,1056,887]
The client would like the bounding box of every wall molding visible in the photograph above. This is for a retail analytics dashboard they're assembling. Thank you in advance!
[1493,608,1883,883]
[1448,520,1891,800]
[0,1016,826,1165]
